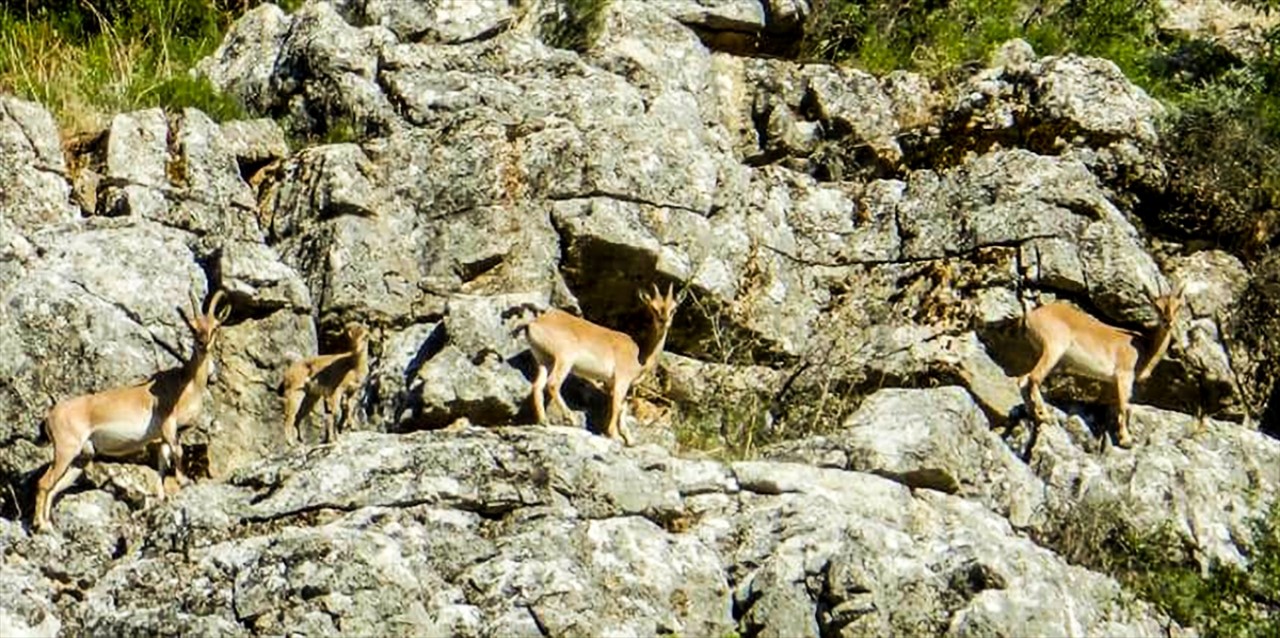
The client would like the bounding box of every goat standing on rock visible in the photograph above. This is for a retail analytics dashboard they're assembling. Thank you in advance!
[33,289,231,531]
[1018,281,1186,448]
[524,284,680,446]
[281,323,370,445]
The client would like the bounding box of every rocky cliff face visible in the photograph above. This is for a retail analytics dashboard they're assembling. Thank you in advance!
[1,0,1277,635]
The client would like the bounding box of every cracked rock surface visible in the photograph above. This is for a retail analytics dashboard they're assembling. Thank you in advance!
[3,422,1182,636]
[1,1,1277,635]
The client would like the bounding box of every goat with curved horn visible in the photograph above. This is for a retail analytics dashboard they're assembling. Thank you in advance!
[1018,280,1186,448]
[524,283,680,445]
[33,289,232,531]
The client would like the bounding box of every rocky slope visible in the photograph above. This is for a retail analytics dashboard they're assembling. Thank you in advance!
[1,0,1278,635]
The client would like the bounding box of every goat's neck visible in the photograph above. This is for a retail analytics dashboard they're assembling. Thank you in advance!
[1135,320,1175,382]
[638,319,672,373]
[183,345,212,391]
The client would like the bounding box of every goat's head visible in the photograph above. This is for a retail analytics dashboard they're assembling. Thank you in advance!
[181,289,231,352]
[345,323,369,351]
[1147,279,1187,328]
[639,283,680,332]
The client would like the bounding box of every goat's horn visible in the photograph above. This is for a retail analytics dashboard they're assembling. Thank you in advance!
[207,289,228,321]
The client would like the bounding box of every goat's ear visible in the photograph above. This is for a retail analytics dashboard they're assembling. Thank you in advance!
[638,287,653,305]
[188,288,203,322]
[178,305,197,331]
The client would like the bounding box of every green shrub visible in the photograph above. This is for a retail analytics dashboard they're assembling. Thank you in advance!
[1044,501,1280,636]
[538,0,610,53]
[799,0,1162,82]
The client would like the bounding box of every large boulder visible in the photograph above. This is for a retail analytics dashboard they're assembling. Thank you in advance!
[16,427,1181,636]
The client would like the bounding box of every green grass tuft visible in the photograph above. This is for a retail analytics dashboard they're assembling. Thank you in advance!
[0,0,247,135]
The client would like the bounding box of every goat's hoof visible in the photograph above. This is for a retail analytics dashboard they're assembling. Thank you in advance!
[1116,433,1134,449]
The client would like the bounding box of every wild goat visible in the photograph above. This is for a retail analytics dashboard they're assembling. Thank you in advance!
[1018,281,1186,448]
[524,284,680,445]
[33,289,231,531]
[281,323,370,445]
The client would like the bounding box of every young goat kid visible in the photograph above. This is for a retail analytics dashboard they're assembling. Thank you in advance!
[1019,281,1186,448]
[33,289,231,531]
[281,323,370,445]
[525,284,679,445]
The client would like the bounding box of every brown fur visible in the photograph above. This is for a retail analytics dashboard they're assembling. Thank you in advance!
[33,290,231,531]
[525,284,679,445]
[1018,283,1185,448]
[281,323,370,445]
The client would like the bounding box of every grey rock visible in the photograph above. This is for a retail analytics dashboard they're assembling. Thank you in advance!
[389,293,540,431]
[202,310,316,475]
[170,108,262,240]
[1030,404,1280,569]
[196,3,293,113]
[652,0,767,32]
[9,427,1181,635]
[893,150,1167,321]
[219,118,290,167]
[274,2,400,135]
[100,108,261,240]
[0,97,77,231]
[215,240,311,312]
[1166,250,1250,420]
[102,108,170,219]
[336,0,517,43]
[0,520,60,638]
[767,387,1046,528]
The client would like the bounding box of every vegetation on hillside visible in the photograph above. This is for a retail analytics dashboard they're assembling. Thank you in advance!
[4,0,1280,633]
[0,0,253,134]
[1045,499,1280,636]
[800,0,1280,252]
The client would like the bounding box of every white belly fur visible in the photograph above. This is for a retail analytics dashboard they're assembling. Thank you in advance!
[1058,343,1117,380]
[88,419,159,457]
[571,351,615,384]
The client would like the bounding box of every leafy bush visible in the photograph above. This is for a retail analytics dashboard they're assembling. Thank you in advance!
[1115,511,1280,636]
[1042,500,1280,636]
[799,0,1161,82]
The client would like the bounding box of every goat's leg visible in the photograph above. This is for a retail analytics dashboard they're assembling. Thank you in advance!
[1115,369,1136,448]
[341,385,361,432]
[1020,343,1067,422]
[324,392,341,443]
[546,358,575,425]
[607,381,632,446]
[282,386,305,445]
[161,417,188,488]
[531,362,549,424]
[33,437,84,531]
